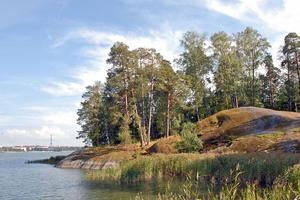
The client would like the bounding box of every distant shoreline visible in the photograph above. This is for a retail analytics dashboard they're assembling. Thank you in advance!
[0,146,82,153]
[0,150,75,153]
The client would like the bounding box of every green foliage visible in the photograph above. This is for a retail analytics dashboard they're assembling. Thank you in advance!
[118,116,132,144]
[88,152,300,188]
[77,81,106,146]
[235,27,271,107]
[211,31,242,110]
[135,161,300,200]
[176,122,203,153]
[285,165,300,190]
[77,29,299,146]
[280,32,300,111]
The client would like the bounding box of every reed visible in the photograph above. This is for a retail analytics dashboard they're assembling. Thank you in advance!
[88,152,300,187]
[135,163,300,200]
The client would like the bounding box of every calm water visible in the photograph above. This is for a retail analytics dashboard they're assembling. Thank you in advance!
[0,151,158,200]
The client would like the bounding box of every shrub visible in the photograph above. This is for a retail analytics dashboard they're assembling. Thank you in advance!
[118,116,132,144]
[176,122,203,153]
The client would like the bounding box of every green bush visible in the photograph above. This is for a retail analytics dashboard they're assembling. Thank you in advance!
[176,122,203,153]
[118,116,132,144]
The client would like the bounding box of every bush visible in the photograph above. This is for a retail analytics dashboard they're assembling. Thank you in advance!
[176,122,203,153]
[118,116,132,144]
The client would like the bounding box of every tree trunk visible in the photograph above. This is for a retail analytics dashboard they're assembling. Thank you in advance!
[203,96,210,117]
[104,118,110,145]
[124,71,130,118]
[296,52,300,101]
[231,94,238,108]
[267,68,274,108]
[166,91,170,137]
[125,93,129,117]
[129,74,146,147]
[147,79,154,145]
[142,83,146,127]
[134,107,146,147]
[252,63,255,107]
[287,56,292,111]
[196,107,200,121]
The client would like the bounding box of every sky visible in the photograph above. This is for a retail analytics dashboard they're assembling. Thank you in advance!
[0,0,299,146]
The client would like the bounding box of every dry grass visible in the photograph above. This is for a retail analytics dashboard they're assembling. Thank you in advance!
[148,136,182,154]
[197,107,300,139]
[90,151,135,162]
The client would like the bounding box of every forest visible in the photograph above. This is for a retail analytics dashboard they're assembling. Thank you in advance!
[76,27,300,147]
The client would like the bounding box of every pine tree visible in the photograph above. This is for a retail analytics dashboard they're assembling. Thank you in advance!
[106,42,133,144]
[260,54,281,108]
[280,33,300,111]
[77,81,104,146]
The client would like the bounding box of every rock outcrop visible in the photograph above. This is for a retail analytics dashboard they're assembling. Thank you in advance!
[56,148,136,170]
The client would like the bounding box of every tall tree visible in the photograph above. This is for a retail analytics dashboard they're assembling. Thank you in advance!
[280,33,300,111]
[260,54,281,108]
[77,81,105,146]
[144,49,162,144]
[106,42,133,144]
[177,31,212,120]
[211,31,241,110]
[235,27,270,106]
[157,60,178,137]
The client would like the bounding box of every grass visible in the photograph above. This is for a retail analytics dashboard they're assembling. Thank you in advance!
[257,131,285,139]
[135,164,300,200]
[87,152,300,187]
[87,153,215,183]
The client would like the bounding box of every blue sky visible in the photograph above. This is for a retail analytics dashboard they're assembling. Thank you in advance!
[0,0,299,146]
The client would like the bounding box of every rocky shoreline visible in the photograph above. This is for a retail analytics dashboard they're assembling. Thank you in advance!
[55,153,120,170]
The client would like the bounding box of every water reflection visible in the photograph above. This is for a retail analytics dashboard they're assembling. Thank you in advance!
[0,152,159,200]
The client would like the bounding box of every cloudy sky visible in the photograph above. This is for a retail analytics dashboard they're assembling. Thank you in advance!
[0,0,299,146]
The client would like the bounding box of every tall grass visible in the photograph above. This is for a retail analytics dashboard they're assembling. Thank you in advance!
[87,152,300,187]
[135,164,300,200]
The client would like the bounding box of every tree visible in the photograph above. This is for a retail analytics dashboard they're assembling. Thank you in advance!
[77,81,105,146]
[106,42,134,144]
[143,49,162,144]
[235,27,270,106]
[157,60,178,137]
[76,28,299,147]
[280,33,300,111]
[260,54,281,108]
[177,31,212,120]
[211,31,241,110]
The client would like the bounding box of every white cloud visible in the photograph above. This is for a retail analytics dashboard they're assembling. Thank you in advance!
[1,107,81,146]
[2,126,81,146]
[44,1,300,99]
[203,0,300,67]
[40,111,78,126]
[5,126,70,140]
[204,0,300,33]
[42,81,84,96]
[21,105,79,127]
[44,28,183,97]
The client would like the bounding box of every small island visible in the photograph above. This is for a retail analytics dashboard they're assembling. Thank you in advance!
[2,1,300,200]
[50,30,300,199]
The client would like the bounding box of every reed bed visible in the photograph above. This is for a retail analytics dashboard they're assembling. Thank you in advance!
[87,152,300,187]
